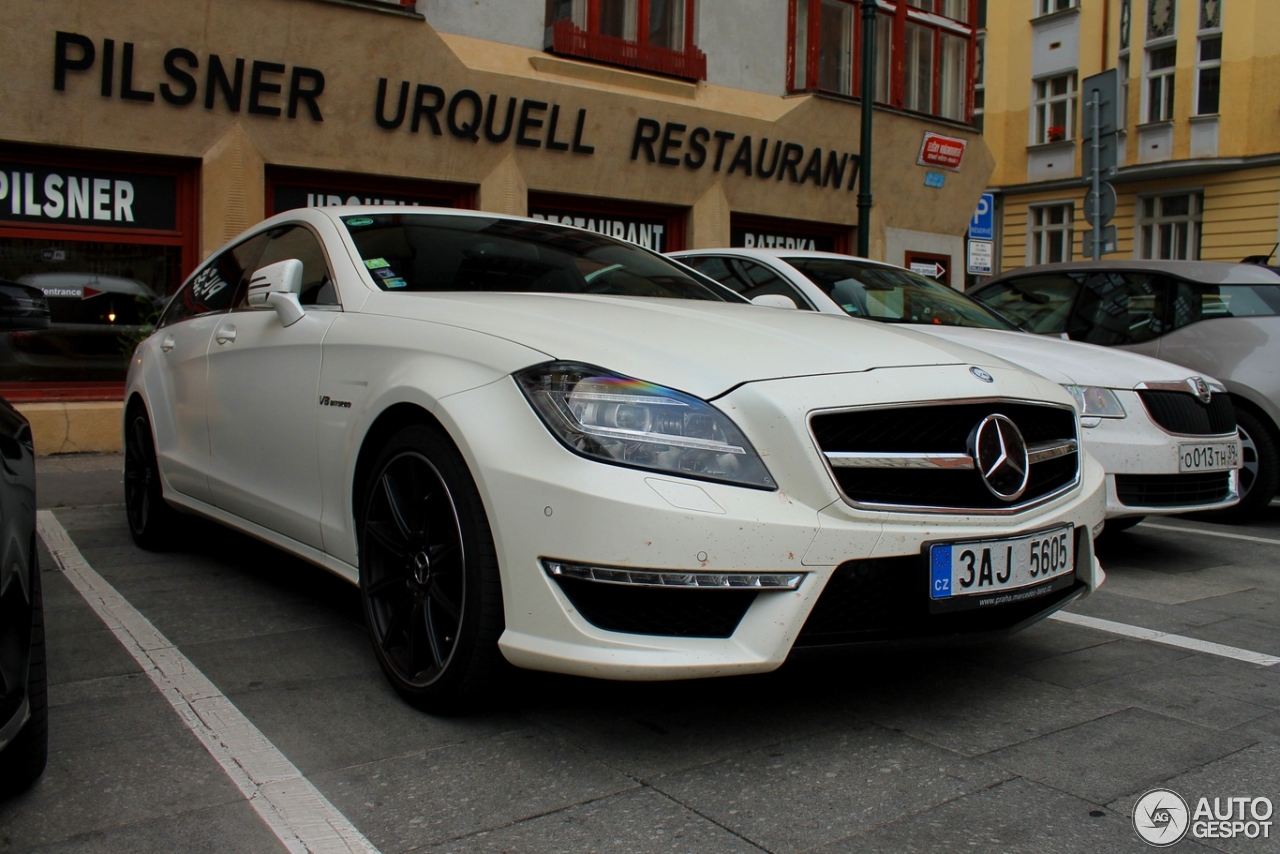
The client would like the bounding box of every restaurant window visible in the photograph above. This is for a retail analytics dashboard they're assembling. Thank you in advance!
[1028,203,1074,264]
[788,0,977,123]
[1032,73,1077,143]
[546,0,706,80]
[1138,192,1202,260]
[0,144,198,401]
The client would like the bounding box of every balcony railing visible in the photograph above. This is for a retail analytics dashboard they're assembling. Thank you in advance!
[549,18,707,81]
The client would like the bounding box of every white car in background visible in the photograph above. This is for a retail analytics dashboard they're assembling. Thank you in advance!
[672,249,1241,532]
[126,209,1105,713]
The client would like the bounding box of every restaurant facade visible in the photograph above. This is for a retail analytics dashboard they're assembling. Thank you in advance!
[0,0,991,451]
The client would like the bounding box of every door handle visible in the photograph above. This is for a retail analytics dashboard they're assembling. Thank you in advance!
[160,335,175,353]
[215,326,238,345]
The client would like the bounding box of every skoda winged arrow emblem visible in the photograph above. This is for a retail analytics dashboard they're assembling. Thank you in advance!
[1188,376,1212,405]
[969,414,1031,502]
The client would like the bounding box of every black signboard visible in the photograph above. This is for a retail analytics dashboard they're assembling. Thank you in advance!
[730,224,837,253]
[0,163,176,230]
[529,206,671,253]
[271,184,459,215]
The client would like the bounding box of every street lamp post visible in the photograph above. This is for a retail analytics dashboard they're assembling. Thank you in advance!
[856,0,877,258]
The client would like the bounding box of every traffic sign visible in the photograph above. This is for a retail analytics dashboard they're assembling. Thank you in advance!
[1084,182,1117,226]
[967,240,993,276]
[1081,69,1120,141]
[969,193,995,241]
[1082,225,1118,258]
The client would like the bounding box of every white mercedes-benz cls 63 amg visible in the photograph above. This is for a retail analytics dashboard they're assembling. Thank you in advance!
[125,207,1105,712]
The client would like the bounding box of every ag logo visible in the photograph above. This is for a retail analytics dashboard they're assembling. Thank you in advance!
[1134,788,1190,846]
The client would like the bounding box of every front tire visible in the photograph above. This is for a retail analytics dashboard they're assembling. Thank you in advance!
[358,424,507,714]
[124,403,181,550]
[0,551,48,797]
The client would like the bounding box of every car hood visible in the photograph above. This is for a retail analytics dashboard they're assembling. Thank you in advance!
[911,325,1212,388]
[359,292,1004,398]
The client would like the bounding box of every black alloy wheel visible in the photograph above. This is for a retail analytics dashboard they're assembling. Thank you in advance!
[123,404,180,550]
[359,424,506,713]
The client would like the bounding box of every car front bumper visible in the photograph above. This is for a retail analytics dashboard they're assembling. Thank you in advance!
[439,364,1107,680]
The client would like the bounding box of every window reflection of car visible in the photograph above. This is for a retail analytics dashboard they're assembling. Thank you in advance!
[0,396,46,797]
[0,281,50,331]
[0,273,164,382]
[671,249,1245,528]
[125,207,1107,713]
[969,260,1280,519]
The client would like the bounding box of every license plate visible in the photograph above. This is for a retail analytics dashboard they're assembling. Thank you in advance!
[930,526,1074,604]
[1178,441,1240,472]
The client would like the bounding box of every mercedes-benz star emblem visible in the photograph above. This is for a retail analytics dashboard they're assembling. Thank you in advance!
[1189,376,1212,405]
[970,367,994,383]
[970,414,1031,501]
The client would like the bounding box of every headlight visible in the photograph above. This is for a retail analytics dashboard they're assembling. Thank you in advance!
[516,362,776,490]
[1063,385,1126,418]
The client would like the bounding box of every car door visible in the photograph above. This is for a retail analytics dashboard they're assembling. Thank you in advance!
[149,234,267,503]
[204,224,340,548]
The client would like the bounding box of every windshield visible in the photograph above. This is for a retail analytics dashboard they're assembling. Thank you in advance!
[342,214,733,301]
[782,257,1018,330]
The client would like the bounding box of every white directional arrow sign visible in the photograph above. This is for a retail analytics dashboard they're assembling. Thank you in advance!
[910,261,947,280]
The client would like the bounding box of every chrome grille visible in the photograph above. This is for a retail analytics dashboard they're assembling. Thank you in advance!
[811,400,1080,513]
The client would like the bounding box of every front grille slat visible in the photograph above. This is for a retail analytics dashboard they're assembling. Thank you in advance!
[1115,472,1233,507]
[812,401,1079,512]
[1138,390,1236,435]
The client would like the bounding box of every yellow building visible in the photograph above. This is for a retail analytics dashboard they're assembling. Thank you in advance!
[979,0,1280,272]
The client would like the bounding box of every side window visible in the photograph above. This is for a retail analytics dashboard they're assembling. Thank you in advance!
[1071,272,1169,345]
[1170,280,1280,330]
[239,225,338,308]
[682,256,809,307]
[160,234,268,328]
[974,274,1079,333]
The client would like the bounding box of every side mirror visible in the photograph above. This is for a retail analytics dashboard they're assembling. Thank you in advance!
[750,293,798,310]
[247,259,305,327]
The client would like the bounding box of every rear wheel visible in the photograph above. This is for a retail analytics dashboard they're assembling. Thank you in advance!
[358,423,507,714]
[0,551,48,797]
[124,403,181,549]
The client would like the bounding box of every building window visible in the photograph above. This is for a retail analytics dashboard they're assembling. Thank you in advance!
[1029,204,1074,264]
[546,0,706,80]
[788,1,976,123]
[1145,46,1177,122]
[1138,192,1202,260]
[1195,36,1221,114]
[1118,54,1131,126]
[1120,0,1132,49]
[1036,0,1077,15]
[1033,73,1076,143]
[1148,0,1177,39]
[973,32,985,131]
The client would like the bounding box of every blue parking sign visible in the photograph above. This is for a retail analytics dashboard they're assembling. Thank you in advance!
[969,193,994,241]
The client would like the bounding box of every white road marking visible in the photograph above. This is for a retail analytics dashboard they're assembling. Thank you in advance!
[1049,611,1280,667]
[1137,521,1280,548]
[38,511,381,854]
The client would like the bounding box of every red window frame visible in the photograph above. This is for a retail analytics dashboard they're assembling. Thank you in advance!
[786,0,978,124]
[548,0,707,80]
[264,166,475,217]
[0,143,199,403]
[527,191,687,252]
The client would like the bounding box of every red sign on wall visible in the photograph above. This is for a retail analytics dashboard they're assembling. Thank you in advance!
[917,132,967,172]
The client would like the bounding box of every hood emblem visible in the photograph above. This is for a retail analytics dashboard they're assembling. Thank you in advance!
[970,414,1030,502]
[1188,376,1212,405]
[970,367,994,384]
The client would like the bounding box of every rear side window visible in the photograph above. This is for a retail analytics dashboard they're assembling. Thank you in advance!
[161,234,268,327]
[1170,281,1280,329]
[972,274,1079,333]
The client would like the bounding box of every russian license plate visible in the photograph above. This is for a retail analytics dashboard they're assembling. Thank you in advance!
[1178,441,1240,472]
[930,525,1074,607]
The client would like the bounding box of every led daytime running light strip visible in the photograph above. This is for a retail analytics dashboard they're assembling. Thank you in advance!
[543,559,806,591]
[543,394,748,455]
